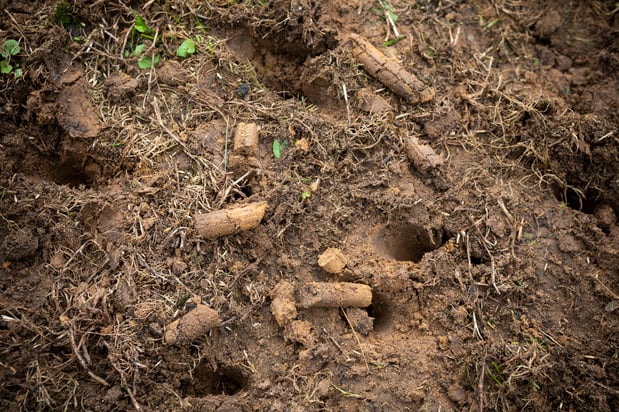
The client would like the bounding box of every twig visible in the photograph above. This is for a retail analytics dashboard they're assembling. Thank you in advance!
[472,311,483,340]
[68,325,110,387]
[341,309,369,372]
[497,198,514,224]
[468,216,500,294]
[479,353,487,412]
[217,169,253,204]
[107,348,142,411]
[342,83,351,126]
[323,327,348,359]
[383,2,400,38]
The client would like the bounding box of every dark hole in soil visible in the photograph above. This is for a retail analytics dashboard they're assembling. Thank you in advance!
[187,362,249,397]
[366,292,393,334]
[16,151,99,188]
[372,222,441,262]
[49,157,93,187]
[95,343,109,357]
[469,255,485,265]
[225,24,337,107]
[552,185,601,214]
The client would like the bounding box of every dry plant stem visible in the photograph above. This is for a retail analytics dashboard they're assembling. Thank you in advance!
[472,311,483,340]
[468,216,500,294]
[340,308,369,372]
[322,327,346,357]
[218,170,253,203]
[135,252,196,296]
[4,9,27,41]
[385,7,400,38]
[479,353,487,412]
[107,349,142,411]
[350,34,435,104]
[151,98,203,165]
[68,325,109,387]
[195,201,267,239]
[342,83,351,125]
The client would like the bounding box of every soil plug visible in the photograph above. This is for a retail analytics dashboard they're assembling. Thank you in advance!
[233,122,259,156]
[195,201,267,239]
[405,135,444,172]
[270,280,298,327]
[317,248,348,274]
[296,282,372,308]
[350,34,435,104]
[164,304,221,345]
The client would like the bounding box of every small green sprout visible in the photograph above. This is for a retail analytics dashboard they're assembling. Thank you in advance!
[125,16,160,69]
[53,2,76,27]
[1,39,22,77]
[383,35,406,47]
[133,16,154,38]
[487,361,503,386]
[486,18,500,29]
[273,139,288,159]
[301,191,311,201]
[138,54,160,69]
[194,17,208,34]
[480,16,500,32]
[330,382,362,398]
[379,0,398,24]
[205,38,215,55]
[176,39,196,58]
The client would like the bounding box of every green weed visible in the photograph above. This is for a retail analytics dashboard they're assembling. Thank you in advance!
[330,382,362,398]
[176,39,196,58]
[124,15,160,69]
[1,39,22,78]
[272,139,288,159]
[52,2,76,28]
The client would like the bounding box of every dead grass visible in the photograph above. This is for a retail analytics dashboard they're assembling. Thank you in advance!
[1,0,617,411]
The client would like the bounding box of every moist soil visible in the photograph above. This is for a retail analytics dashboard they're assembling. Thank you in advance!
[1,1,618,411]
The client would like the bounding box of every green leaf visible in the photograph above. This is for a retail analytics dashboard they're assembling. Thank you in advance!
[138,53,159,69]
[383,35,406,47]
[134,16,153,35]
[486,18,500,29]
[272,139,288,159]
[301,191,311,201]
[330,382,362,398]
[4,39,20,56]
[194,17,208,34]
[133,43,146,56]
[380,1,398,23]
[176,39,196,58]
[13,68,22,78]
[1,60,13,74]
[273,139,282,159]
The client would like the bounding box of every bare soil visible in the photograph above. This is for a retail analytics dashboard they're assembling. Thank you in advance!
[1,1,618,411]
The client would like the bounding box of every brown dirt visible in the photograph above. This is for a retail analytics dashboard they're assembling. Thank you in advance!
[1,1,618,411]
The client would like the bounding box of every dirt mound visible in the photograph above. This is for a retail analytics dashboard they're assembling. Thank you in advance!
[1,1,617,411]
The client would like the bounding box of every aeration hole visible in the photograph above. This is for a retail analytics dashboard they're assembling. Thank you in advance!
[366,293,393,334]
[372,223,443,262]
[187,363,249,397]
